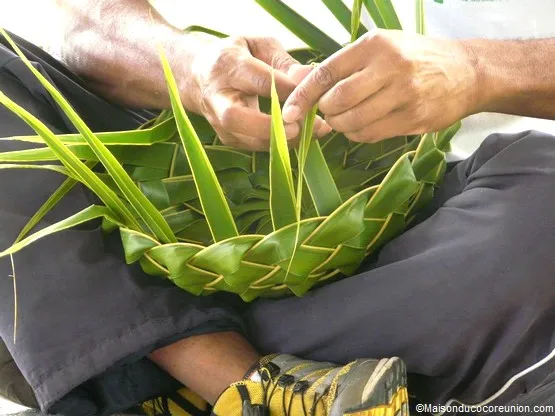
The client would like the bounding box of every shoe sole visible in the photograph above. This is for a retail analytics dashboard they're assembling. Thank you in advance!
[345,357,409,416]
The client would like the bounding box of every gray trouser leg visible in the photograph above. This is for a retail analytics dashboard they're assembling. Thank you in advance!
[245,131,555,406]
[505,372,555,415]
[0,340,37,408]
[0,38,242,415]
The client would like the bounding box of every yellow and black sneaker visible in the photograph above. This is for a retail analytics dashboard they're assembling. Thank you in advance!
[142,387,210,415]
[212,354,408,415]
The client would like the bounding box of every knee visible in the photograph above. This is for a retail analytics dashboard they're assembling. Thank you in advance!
[466,130,555,179]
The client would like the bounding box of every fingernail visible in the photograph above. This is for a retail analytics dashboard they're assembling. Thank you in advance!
[317,122,333,137]
[282,105,301,123]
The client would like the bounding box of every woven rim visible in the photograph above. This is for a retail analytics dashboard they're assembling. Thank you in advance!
[120,130,449,301]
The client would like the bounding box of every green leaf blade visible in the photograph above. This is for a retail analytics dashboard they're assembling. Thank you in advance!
[14,163,97,243]
[0,163,72,177]
[375,0,403,29]
[362,0,386,28]
[5,117,177,146]
[0,206,122,258]
[364,0,402,30]
[183,25,229,39]
[416,0,425,35]
[255,0,342,55]
[269,73,297,231]
[351,0,364,42]
[0,28,176,244]
[436,120,461,150]
[303,140,342,216]
[0,91,140,230]
[285,104,319,282]
[159,48,238,242]
[321,0,367,37]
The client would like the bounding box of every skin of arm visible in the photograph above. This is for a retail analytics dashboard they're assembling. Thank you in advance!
[281,30,555,143]
[55,0,330,150]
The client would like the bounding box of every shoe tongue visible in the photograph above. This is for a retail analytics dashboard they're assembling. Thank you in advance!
[263,362,281,378]
[243,358,267,382]
[243,403,270,416]
[244,356,282,383]
[267,354,335,374]
[248,370,262,383]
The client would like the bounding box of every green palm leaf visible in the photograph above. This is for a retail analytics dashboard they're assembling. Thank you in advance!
[363,0,386,28]
[15,161,97,243]
[0,206,122,258]
[351,0,364,42]
[0,27,176,244]
[295,105,318,213]
[183,25,228,39]
[0,0,462,300]
[4,117,176,145]
[416,0,425,35]
[285,104,318,280]
[302,141,342,216]
[0,91,141,230]
[364,0,402,29]
[269,73,297,230]
[0,163,72,176]
[254,0,342,55]
[436,120,461,149]
[0,144,107,163]
[159,47,238,242]
[321,0,367,37]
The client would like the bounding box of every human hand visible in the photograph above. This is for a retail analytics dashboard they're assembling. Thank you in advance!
[282,30,479,143]
[184,36,331,150]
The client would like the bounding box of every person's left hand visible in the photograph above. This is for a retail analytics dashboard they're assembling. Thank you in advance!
[282,30,480,143]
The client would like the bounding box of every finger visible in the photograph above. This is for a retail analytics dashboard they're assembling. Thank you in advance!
[224,105,300,140]
[314,116,333,137]
[210,91,299,137]
[231,132,301,151]
[345,109,420,143]
[247,92,325,137]
[325,85,403,133]
[228,133,271,152]
[319,68,388,116]
[288,64,314,84]
[215,112,327,151]
[208,91,295,141]
[246,37,300,74]
[229,56,297,99]
[282,42,365,123]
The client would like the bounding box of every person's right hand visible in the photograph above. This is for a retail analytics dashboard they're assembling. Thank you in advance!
[282,30,478,143]
[183,36,330,151]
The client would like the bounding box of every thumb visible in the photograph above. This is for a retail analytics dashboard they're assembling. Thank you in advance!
[246,37,300,74]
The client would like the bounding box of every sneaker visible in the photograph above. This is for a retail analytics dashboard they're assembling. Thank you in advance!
[212,354,408,415]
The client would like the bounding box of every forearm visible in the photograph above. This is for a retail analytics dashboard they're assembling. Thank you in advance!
[56,0,205,109]
[465,38,555,119]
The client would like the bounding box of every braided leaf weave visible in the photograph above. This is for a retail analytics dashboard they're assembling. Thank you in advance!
[117,118,457,301]
[0,0,462,301]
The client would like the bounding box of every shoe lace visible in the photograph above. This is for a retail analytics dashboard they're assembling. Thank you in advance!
[148,396,172,416]
[259,363,330,416]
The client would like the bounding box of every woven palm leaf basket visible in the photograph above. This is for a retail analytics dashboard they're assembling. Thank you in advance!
[0,0,460,301]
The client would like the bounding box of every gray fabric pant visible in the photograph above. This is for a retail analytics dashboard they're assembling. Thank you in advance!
[0,35,242,415]
[0,341,37,408]
[2,34,555,416]
[246,130,555,407]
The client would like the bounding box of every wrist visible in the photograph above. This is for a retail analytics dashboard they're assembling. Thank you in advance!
[459,39,522,115]
[457,39,492,115]
[163,32,213,113]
